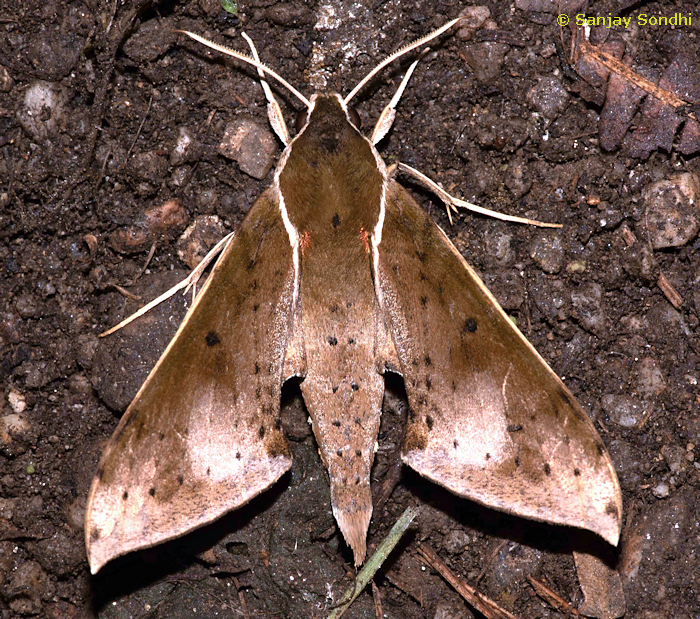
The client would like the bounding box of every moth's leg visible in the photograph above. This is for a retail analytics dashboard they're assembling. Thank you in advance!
[395,162,562,228]
[371,56,422,145]
[100,232,235,337]
[241,32,289,145]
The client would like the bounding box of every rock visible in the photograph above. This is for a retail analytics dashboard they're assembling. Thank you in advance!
[574,550,626,618]
[443,529,471,555]
[7,389,26,414]
[462,42,509,83]
[660,444,687,475]
[642,173,700,249]
[634,357,666,398]
[486,542,543,594]
[110,199,188,254]
[17,80,69,142]
[31,532,85,577]
[456,5,491,40]
[434,599,475,619]
[601,394,645,428]
[219,117,279,180]
[620,487,699,616]
[0,414,31,444]
[123,18,177,63]
[176,215,228,269]
[529,231,564,274]
[170,126,198,166]
[129,151,168,186]
[571,282,608,336]
[527,76,570,120]
[4,560,53,615]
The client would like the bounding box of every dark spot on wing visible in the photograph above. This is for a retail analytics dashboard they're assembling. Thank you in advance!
[453,440,459,449]
[330,304,339,312]
[514,455,519,466]
[332,385,339,393]
[97,465,104,482]
[419,271,427,281]
[149,487,156,497]
[351,381,359,391]
[424,355,432,366]
[122,491,128,500]
[254,363,260,374]
[159,432,165,441]
[253,304,259,313]
[177,475,184,486]
[507,424,523,432]
[597,442,605,456]
[327,336,338,346]
[276,419,282,430]
[426,377,432,390]
[416,251,426,263]
[421,296,428,307]
[348,338,355,345]
[354,417,362,426]
[605,501,620,518]
[207,467,211,475]
[332,213,341,228]
[544,463,551,476]
[259,425,265,439]
[255,387,262,399]
[463,318,478,333]
[206,331,221,347]
[574,468,581,476]
[236,452,241,459]
[355,449,362,457]
[336,449,343,457]
[91,529,100,541]
[332,420,341,427]
[485,452,491,460]
[426,415,434,430]
[355,476,360,485]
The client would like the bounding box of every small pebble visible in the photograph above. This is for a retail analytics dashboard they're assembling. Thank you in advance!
[571,282,608,336]
[529,231,564,274]
[642,173,700,249]
[526,76,570,120]
[461,42,509,83]
[219,117,278,180]
[176,215,228,269]
[601,394,644,428]
[443,529,470,555]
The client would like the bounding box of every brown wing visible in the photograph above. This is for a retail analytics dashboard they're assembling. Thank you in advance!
[86,188,297,573]
[375,181,622,545]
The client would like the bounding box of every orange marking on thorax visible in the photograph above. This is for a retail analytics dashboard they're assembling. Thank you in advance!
[300,231,311,256]
[359,228,370,255]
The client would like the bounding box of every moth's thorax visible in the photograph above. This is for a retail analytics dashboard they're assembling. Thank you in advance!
[278,94,384,237]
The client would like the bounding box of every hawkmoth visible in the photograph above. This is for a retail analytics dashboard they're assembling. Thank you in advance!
[85,19,622,574]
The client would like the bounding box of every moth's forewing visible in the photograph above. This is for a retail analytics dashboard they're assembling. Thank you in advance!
[85,188,297,574]
[375,182,622,545]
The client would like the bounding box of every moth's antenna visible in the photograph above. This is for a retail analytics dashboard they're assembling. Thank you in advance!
[177,30,311,108]
[344,18,461,105]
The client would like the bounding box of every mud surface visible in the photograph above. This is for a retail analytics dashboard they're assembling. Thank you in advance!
[1,1,700,617]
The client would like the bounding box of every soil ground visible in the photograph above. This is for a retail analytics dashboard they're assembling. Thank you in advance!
[1,1,699,617]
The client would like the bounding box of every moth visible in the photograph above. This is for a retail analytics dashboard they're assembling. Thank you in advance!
[85,20,622,575]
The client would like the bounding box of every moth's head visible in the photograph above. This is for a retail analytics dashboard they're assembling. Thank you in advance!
[295,93,362,134]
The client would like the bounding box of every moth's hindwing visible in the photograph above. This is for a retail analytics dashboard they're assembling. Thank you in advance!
[376,181,622,545]
[85,188,296,574]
